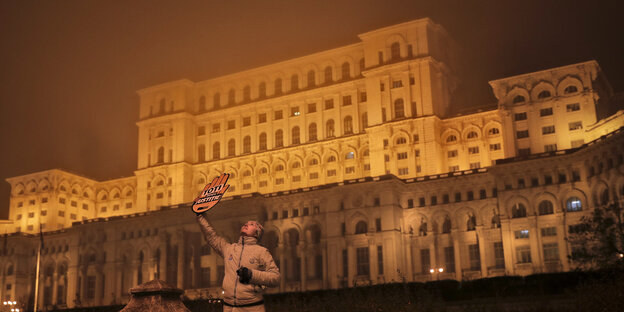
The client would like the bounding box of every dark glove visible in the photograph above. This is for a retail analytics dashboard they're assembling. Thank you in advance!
[236,267,252,284]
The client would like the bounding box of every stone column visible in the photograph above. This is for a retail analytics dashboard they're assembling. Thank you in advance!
[500,218,514,275]
[347,242,355,286]
[528,217,540,273]
[52,272,58,305]
[452,234,462,280]
[299,246,306,290]
[404,238,413,281]
[175,230,185,289]
[477,227,487,277]
[556,215,569,271]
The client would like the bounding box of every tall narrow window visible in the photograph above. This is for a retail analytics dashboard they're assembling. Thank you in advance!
[243,85,251,101]
[228,89,235,105]
[377,245,384,275]
[291,126,300,145]
[258,82,266,98]
[343,116,353,134]
[274,78,282,95]
[198,96,206,112]
[212,142,220,160]
[228,139,236,156]
[243,136,251,154]
[198,144,205,162]
[390,42,400,60]
[213,93,220,108]
[275,129,283,148]
[324,66,333,84]
[394,99,405,119]
[291,74,299,91]
[309,123,317,141]
[259,133,267,151]
[356,247,370,277]
[444,246,455,273]
[341,62,350,80]
[420,249,430,274]
[469,244,481,271]
[157,147,164,164]
[326,119,335,137]
[307,70,316,88]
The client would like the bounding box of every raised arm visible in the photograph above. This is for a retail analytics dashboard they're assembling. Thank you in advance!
[250,249,281,287]
[196,214,229,258]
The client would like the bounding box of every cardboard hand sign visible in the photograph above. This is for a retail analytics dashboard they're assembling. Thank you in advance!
[192,173,230,214]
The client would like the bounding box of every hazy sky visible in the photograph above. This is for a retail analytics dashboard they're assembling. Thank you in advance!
[1,0,622,218]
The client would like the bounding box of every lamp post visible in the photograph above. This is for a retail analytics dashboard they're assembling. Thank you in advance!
[429,267,444,281]
[2,301,20,312]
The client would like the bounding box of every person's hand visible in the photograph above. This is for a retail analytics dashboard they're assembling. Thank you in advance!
[192,173,230,215]
[236,267,252,284]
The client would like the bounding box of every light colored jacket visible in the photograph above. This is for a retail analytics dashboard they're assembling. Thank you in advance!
[196,214,280,306]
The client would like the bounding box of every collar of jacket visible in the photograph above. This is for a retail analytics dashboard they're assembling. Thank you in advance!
[238,235,258,245]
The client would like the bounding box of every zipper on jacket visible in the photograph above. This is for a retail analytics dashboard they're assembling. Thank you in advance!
[233,238,245,304]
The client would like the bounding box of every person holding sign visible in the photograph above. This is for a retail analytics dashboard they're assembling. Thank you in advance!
[194,173,280,312]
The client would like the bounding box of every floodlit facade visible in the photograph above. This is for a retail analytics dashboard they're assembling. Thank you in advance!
[1,18,624,308]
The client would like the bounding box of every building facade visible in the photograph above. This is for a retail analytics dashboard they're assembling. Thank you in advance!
[1,18,624,308]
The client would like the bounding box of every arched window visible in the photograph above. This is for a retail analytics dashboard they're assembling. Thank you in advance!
[228,139,236,156]
[345,152,354,159]
[212,142,220,160]
[243,85,251,101]
[538,200,554,215]
[361,113,368,129]
[291,126,300,145]
[512,203,527,218]
[159,98,166,113]
[390,42,400,60]
[243,136,251,154]
[291,74,299,91]
[275,129,283,148]
[564,85,578,94]
[324,66,332,84]
[396,137,407,145]
[513,95,525,104]
[538,90,551,99]
[308,123,317,141]
[488,128,500,136]
[466,214,476,231]
[274,78,282,95]
[307,70,316,88]
[343,116,353,134]
[467,131,478,139]
[157,147,165,164]
[363,149,369,157]
[355,221,368,234]
[213,92,221,109]
[275,164,284,171]
[309,158,318,166]
[600,189,609,206]
[566,197,582,212]
[197,144,205,162]
[326,119,335,138]
[198,96,206,112]
[327,155,336,162]
[446,135,457,143]
[228,88,235,105]
[259,167,268,174]
[341,62,350,80]
[6,264,13,275]
[291,161,301,169]
[394,99,405,118]
[258,82,266,98]
[259,133,267,151]
[442,216,451,233]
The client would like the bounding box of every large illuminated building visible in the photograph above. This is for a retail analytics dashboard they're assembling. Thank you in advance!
[1,19,623,308]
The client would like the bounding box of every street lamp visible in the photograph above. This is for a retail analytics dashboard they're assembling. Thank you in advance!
[429,267,444,281]
[2,301,19,312]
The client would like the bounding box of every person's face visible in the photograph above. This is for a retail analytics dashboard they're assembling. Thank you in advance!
[240,221,258,237]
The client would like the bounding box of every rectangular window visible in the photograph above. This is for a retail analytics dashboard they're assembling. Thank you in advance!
[572,170,581,182]
[243,183,251,190]
[470,162,480,169]
[416,165,421,173]
[356,247,370,276]
[360,92,367,102]
[227,120,235,130]
[514,229,530,239]
[100,206,107,213]
[327,169,337,177]
[113,204,120,211]
[569,121,583,130]
[419,197,425,207]
[397,152,408,160]
[17,214,22,220]
[541,227,557,237]
[58,211,65,217]
[467,191,474,201]
[71,200,77,207]
[494,242,505,269]
[377,245,384,275]
[212,123,220,133]
[292,209,299,217]
[85,276,96,299]
[430,196,437,206]
[364,164,370,171]
[444,246,455,273]
[345,167,355,174]
[292,175,301,182]
[324,99,334,110]
[274,110,283,120]
[384,155,389,162]
[243,117,251,126]
[420,249,430,274]
[342,95,352,106]
[259,181,268,187]
[197,126,205,135]
[407,199,414,208]
[566,103,580,112]
[291,106,300,117]
[540,107,553,116]
[516,245,532,263]
[342,249,348,277]
[448,150,458,158]
[275,178,284,185]
[282,210,288,219]
[81,203,88,210]
[391,80,403,88]
[544,144,557,152]
[380,82,385,91]
[490,143,501,151]
[469,244,481,271]
[518,148,531,156]
[468,146,479,154]
[449,165,459,172]
[29,199,35,205]
[542,125,555,135]
[414,149,420,157]
[375,218,382,232]
[17,201,23,207]
[443,194,449,203]
[309,172,319,179]
[543,243,559,261]
[307,103,316,113]
[517,130,529,138]
[258,113,267,123]
[156,192,163,199]
[398,168,409,175]
[70,213,77,220]
[514,112,527,121]
[455,192,461,202]
[28,212,34,218]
